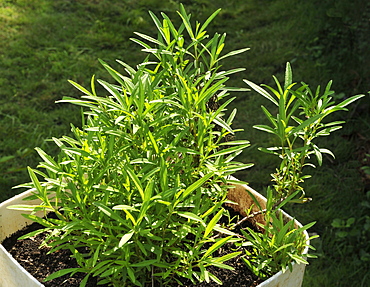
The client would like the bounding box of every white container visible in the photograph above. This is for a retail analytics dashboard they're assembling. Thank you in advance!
[0,191,44,287]
[0,183,309,287]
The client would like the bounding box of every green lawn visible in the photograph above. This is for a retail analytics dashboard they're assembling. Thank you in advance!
[1,0,369,286]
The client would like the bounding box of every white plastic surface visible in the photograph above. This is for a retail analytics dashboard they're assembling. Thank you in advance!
[0,190,44,287]
[229,177,309,287]
[1,182,309,287]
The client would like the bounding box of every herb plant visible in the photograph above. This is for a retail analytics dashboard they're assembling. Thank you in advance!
[10,5,252,287]
[240,187,318,279]
[241,63,364,277]
[7,4,362,287]
[244,63,364,203]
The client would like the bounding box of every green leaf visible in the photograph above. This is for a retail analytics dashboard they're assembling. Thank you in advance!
[212,115,234,134]
[148,11,167,44]
[0,155,15,163]
[99,59,126,87]
[27,167,43,195]
[116,59,136,76]
[213,225,240,237]
[147,130,159,154]
[290,254,309,265]
[177,4,195,39]
[18,227,49,240]
[208,272,222,285]
[44,268,80,282]
[217,48,250,62]
[204,209,224,238]
[68,80,94,97]
[161,12,181,39]
[134,32,165,47]
[284,62,293,90]
[97,79,122,99]
[213,251,242,263]
[131,259,158,267]
[244,79,278,106]
[78,274,90,287]
[273,242,294,254]
[253,124,276,134]
[92,244,101,267]
[93,202,127,225]
[127,267,137,285]
[312,144,323,166]
[198,8,221,36]
[320,148,335,158]
[296,221,317,233]
[125,167,145,202]
[182,173,213,199]
[130,37,152,51]
[261,105,277,127]
[203,236,232,258]
[7,204,53,212]
[178,212,205,225]
[222,163,254,173]
[289,114,323,135]
[257,147,280,156]
[219,140,250,146]
[207,261,235,270]
[56,97,96,108]
[206,144,250,159]
[337,94,365,108]
[143,178,154,203]
[274,190,300,211]
[119,231,134,247]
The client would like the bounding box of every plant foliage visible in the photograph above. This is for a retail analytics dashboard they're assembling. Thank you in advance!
[8,4,361,286]
[241,62,364,279]
[244,63,364,202]
[10,5,252,286]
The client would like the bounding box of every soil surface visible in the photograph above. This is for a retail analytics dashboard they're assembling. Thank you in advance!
[2,212,263,287]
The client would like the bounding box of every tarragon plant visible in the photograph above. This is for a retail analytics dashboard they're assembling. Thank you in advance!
[8,4,363,287]
[245,63,364,203]
[241,63,364,277]
[10,5,252,287]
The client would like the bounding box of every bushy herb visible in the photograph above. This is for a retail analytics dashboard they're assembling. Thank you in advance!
[10,5,252,287]
[8,4,363,287]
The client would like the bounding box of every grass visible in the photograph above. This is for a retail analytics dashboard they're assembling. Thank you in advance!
[0,0,369,286]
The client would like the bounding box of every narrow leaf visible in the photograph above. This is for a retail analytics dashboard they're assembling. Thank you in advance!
[217,48,250,62]
[178,211,205,224]
[337,94,364,108]
[198,8,221,35]
[253,125,276,134]
[93,202,127,225]
[131,259,158,267]
[119,231,134,247]
[126,167,145,201]
[244,79,278,106]
[203,236,232,258]
[68,80,94,96]
[284,62,293,90]
[44,268,80,282]
[213,251,241,263]
[134,32,165,47]
[182,173,213,199]
[204,209,224,238]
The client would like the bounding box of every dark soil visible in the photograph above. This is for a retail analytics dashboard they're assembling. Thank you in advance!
[2,221,108,287]
[2,211,263,287]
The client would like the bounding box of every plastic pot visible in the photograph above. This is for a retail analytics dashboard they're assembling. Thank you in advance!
[1,182,309,287]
